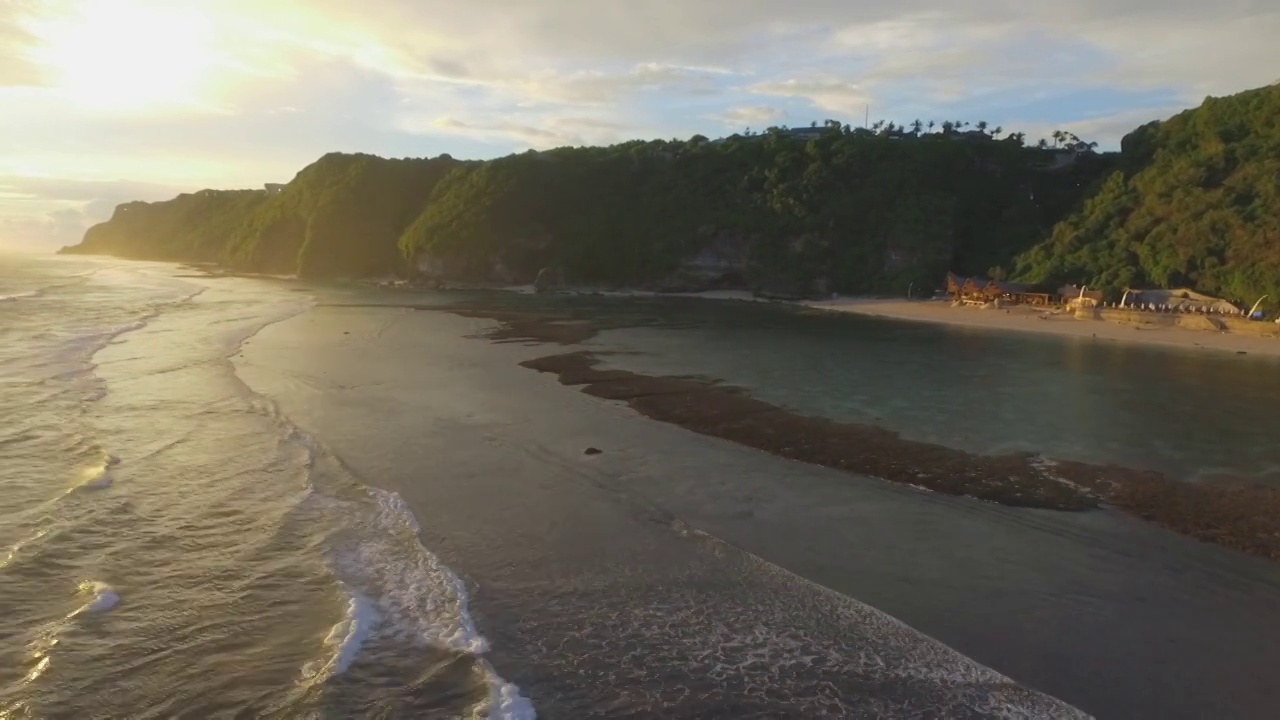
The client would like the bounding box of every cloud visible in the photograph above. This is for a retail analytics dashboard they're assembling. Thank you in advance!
[0,0,46,86]
[432,117,577,148]
[523,63,727,105]
[714,105,785,130]
[0,174,192,248]
[749,78,872,117]
[1015,105,1188,151]
[0,176,184,203]
[1,0,1278,233]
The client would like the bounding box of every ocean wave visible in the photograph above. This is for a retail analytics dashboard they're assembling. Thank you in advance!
[477,661,538,720]
[303,586,379,682]
[0,527,53,571]
[277,421,534,715]
[0,289,41,302]
[69,580,120,617]
[66,454,120,494]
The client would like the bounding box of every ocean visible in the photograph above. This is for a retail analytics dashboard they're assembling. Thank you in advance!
[0,255,530,718]
[4,253,1280,719]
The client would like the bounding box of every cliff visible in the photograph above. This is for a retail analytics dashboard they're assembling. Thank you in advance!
[1014,84,1280,305]
[64,153,461,280]
[66,85,1280,300]
[398,131,1112,296]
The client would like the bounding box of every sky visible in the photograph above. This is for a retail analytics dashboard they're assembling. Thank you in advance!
[1,0,1277,249]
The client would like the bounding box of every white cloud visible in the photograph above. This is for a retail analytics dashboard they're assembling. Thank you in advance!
[1015,105,1188,151]
[431,117,580,148]
[1,0,1277,232]
[714,105,786,130]
[749,79,872,117]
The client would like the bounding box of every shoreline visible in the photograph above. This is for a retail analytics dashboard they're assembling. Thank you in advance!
[489,283,1280,359]
[76,253,1280,359]
[803,296,1280,358]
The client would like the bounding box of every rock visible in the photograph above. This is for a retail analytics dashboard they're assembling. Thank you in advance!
[534,267,565,293]
[584,447,603,456]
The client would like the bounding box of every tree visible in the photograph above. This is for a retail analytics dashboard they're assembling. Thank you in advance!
[988,265,1008,281]
[1051,130,1064,148]
[992,126,1003,139]
[976,121,989,134]
[911,119,924,135]
[927,120,936,133]
[941,121,955,135]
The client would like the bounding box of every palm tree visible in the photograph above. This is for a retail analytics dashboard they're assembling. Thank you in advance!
[911,119,924,135]
[1051,130,1064,148]
[927,120,936,133]
[976,121,989,134]
[1037,138,1049,149]
[941,120,955,135]
[992,125,1003,139]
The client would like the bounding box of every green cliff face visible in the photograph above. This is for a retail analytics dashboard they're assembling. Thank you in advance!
[1014,84,1280,306]
[65,153,460,280]
[66,189,272,263]
[400,129,1109,295]
[66,85,1279,299]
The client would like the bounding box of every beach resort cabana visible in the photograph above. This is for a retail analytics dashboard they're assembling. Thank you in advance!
[985,281,1055,305]
[1058,284,1104,308]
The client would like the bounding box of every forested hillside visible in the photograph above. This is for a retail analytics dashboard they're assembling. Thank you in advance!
[66,153,461,279]
[65,87,1280,299]
[1014,84,1280,305]
[399,125,1109,295]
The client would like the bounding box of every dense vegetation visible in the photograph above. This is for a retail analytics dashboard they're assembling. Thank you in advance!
[1014,84,1280,305]
[398,124,1110,295]
[72,189,273,263]
[63,84,1279,299]
[68,153,460,279]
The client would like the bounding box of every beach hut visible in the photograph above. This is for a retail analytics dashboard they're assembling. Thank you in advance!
[984,280,1055,306]
[961,277,990,301]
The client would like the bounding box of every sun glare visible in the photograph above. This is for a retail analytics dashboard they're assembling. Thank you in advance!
[26,2,218,113]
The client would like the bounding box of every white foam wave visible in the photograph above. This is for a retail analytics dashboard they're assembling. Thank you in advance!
[70,581,119,617]
[303,587,379,681]
[477,661,538,720]
[69,455,118,493]
[299,457,533,714]
[0,289,40,301]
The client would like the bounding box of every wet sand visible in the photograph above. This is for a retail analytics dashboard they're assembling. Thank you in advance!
[805,298,1280,358]
[238,299,1280,719]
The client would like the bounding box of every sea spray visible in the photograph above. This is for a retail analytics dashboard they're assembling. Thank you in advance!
[69,581,120,617]
[302,587,380,682]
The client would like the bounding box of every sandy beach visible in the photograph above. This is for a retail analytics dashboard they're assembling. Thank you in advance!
[803,297,1280,358]
[233,295,1280,719]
